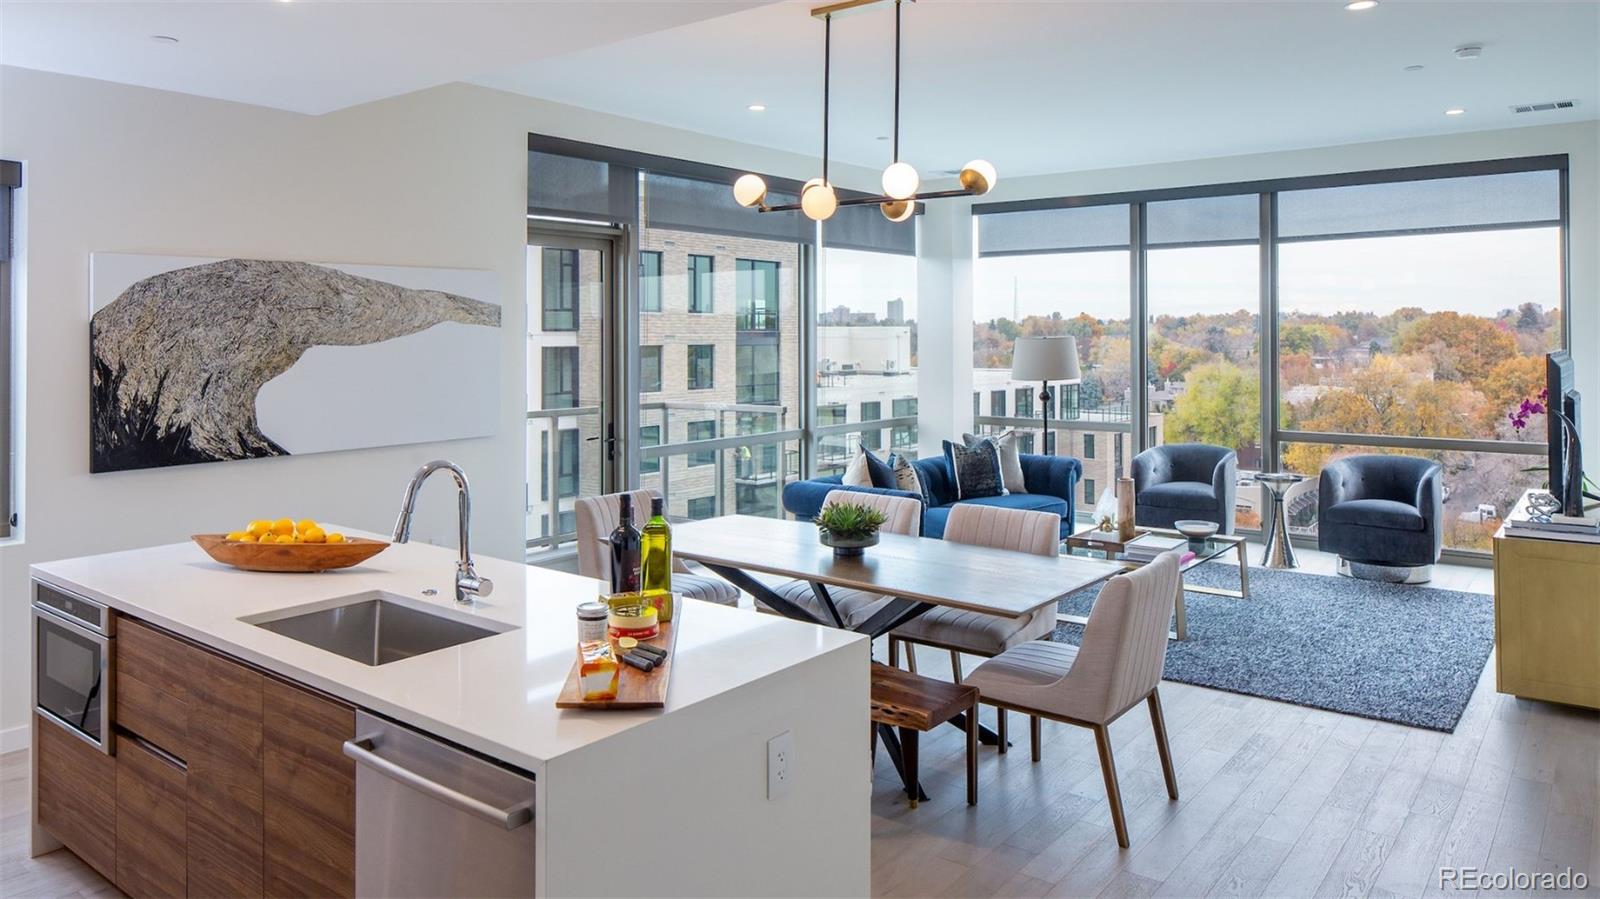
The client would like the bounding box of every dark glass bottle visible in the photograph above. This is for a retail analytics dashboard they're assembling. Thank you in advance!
[608,494,642,595]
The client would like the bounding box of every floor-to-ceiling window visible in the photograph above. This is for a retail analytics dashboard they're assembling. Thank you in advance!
[1275,169,1564,551]
[971,157,1568,555]
[974,203,1134,512]
[814,206,920,469]
[1145,194,1263,531]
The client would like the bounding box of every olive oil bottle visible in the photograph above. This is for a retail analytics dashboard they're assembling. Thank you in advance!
[640,497,674,622]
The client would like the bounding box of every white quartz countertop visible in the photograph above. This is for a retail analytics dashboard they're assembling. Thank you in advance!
[30,532,863,771]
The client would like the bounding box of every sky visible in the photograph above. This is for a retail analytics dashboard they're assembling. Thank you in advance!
[822,247,919,320]
[973,227,1563,324]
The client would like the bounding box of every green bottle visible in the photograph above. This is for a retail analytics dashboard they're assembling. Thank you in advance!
[640,497,674,621]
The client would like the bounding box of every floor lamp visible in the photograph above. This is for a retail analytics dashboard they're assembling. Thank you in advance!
[1012,336,1081,456]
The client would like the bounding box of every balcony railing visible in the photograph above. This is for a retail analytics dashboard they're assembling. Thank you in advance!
[736,309,780,331]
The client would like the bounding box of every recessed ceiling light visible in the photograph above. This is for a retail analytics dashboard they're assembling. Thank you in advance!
[1403,64,1425,72]
[1344,0,1377,10]
[747,104,766,112]
[1454,45,1483,60]
[150,34,179,43]
[876,135,889,141]
[1445,108,1466,116]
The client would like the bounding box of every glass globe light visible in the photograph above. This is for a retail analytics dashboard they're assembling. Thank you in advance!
[800,180,838,221]
[881,162,919,200]
[880,199,914,222]
[959,159,998,195]
[732,173,768,208]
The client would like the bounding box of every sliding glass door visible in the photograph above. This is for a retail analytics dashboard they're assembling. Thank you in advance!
[526,228,618,552]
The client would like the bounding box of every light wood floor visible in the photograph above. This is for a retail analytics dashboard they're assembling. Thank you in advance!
[3,548,1595,898]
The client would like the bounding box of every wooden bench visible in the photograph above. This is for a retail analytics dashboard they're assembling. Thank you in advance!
[869,662,979,807]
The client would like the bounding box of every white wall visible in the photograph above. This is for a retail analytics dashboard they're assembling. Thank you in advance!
[0,66,877,749]
[916,120,1600,455]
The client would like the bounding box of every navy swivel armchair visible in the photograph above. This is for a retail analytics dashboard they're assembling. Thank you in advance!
[1132,444,1238,535]
[1318,454,1443,582]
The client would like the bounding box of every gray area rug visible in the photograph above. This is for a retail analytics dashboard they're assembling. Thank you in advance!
[1052,565,1495,732]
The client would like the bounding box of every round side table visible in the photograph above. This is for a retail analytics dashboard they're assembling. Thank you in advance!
[1253,472,1307,569]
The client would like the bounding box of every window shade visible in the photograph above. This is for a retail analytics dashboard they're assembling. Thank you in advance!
[977,204,1130,256]
[1278,169,1561,240]
[822,200,917,256]
[527,150,638,224]
[642,172,811,244]
[1146,194,1259,247]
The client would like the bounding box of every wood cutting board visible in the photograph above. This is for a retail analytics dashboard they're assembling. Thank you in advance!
[555,605,681,710]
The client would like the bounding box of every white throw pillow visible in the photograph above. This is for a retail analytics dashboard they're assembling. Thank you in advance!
[962,430,1027,494]
[890,454,927,504]
[842,448,873,487]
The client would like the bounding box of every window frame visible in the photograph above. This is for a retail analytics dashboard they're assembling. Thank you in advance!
[639,250,663,313]
[688,254,715,314]
[540,247,579,332]
[541,345,579,410]
[972,153,1571,558]
[687,344,715,391]
[640,344,663,393]
[687,420,717,466]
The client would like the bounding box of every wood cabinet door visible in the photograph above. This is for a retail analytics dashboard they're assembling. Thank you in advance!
[262,677,356,898]
[187,652,265,897]
[116,617,198,758]
[117,736,188,899]
[34,714,117,882]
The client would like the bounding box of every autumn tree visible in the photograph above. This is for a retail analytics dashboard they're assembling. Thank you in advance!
[1476,355,1546,433]
[1395,312,1517,383]
[1164,362,1260,453]
[1281,354,1476,472]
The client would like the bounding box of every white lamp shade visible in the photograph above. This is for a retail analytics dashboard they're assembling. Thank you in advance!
[880,198,915,222]
[959,159,998,195]
[1011,335,1081,383]
[881,162,919,200]
[800,180,838,221]
[733,173,768,208]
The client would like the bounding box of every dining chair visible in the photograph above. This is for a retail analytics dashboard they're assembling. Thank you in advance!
[886,504,1061,751]
[964,552,1182,848]
[757,489,923,627]
[574,490,739,605]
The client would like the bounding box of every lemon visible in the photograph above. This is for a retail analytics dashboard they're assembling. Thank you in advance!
[246,520,273,537]
[297,518,318,534]
[276,534,297,545]
[301,526,327,544]
[235,533,258,543]
[326,532,346,544]
[225,531,249,542]
[272,518,295,536]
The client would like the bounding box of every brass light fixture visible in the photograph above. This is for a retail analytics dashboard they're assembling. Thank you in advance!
[732,0,996,222]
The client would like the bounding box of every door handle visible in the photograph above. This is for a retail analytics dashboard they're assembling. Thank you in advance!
[584,423,618,461]
[343,736,533,830]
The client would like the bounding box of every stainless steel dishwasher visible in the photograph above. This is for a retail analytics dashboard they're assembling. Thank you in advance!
[343,712,536,898]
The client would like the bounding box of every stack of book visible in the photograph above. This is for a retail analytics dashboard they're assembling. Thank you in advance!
[1504,490,1600,544]
[1124,533,1193,564]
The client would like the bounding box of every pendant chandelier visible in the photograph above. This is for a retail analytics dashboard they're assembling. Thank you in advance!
[732,0,997,222]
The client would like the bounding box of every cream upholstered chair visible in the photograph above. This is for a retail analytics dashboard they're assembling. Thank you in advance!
[758,490,922,627]
[965,552,1182,848]
[574,490,738,605]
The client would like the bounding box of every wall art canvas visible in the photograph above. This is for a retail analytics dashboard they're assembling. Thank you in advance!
[90,253,501,473]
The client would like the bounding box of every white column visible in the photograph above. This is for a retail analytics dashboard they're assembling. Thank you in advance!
[915,198,975,456]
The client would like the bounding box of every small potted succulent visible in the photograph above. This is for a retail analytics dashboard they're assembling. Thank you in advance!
[814,502,889,558]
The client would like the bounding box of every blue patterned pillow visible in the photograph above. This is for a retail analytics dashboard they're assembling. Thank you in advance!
[888,453,935,507]
[860,443,896,489]
[942,439,1008,501]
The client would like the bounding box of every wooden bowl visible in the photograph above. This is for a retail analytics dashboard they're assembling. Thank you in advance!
[191,534,389,573]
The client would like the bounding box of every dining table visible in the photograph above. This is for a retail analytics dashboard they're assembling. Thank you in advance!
[673,514,1125,801]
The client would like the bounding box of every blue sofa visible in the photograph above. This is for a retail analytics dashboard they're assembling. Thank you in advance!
[782,453,1081,539]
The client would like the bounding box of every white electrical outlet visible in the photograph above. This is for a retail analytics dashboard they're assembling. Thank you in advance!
[767,730,794,799]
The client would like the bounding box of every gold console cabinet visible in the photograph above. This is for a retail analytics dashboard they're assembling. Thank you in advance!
[1492,529,1600,710]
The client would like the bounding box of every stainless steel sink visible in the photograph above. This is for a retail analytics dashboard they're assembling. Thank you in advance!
[242,591,515,666]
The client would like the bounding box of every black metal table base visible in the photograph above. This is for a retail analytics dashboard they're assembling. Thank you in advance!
[701,563,977,799]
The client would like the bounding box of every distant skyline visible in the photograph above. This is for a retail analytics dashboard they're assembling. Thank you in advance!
[975,227,1562,324]
[823,247,918,321]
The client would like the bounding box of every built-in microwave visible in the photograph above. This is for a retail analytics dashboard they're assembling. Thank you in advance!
[33,580,114,754]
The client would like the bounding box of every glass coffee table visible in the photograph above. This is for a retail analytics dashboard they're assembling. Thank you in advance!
[1063,526,1251,641]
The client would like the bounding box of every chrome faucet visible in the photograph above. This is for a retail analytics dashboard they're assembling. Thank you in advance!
[393,460,493,604]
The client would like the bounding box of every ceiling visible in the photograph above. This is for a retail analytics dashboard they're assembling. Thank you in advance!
[477,0,1600,177]
[0,0,771,115]
[3,0,1596,177]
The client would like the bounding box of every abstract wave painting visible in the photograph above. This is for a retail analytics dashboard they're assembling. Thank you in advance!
[90,254,501,473]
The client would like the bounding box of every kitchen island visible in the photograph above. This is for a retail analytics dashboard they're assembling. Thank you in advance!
[30,533,870,898]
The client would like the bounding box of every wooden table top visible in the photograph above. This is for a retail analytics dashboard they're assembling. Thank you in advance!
[673,515,1124,618]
